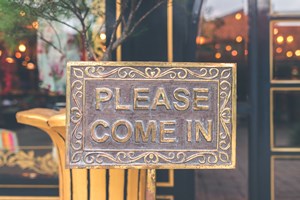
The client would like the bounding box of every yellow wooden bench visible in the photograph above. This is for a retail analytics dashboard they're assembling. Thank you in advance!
[16,108,155,200]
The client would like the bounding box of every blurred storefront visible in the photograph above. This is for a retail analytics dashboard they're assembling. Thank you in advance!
[0,0,299,200]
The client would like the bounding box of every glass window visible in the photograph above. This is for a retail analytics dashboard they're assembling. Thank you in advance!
[0,126,58,196]
[196,0,248,100]
[272,90,300,149]
[271,21,300,81]
[195,0,248,199]
[273,158,300,200]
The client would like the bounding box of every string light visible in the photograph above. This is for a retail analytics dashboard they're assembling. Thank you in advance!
[18,44,26,52]
[25,56,30,61]
[286,35,294,43]
[19,11,26,17]
[276,36,284,44]
[196,36,206,45]
[215,52,221,59]
[225,45,232,51]
[231,50,238,56]
[235,13,242,20]
[236,36,243,43]
[15,52,22,58]
[295,50,300,56]
[27,62,35,70]
[100,33,106,40]
[273,28,278,35]
[286,51,293,58]
[6,57,15,63]
[276,47,283,54]
[32,21,39,29]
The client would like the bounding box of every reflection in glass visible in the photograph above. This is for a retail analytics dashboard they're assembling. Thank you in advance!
[271,0,300,14]
[195,1,248,200]
[274,158,300,200]
[272,22,300,81]
[0,125,58,196]
[196,0,248,100]
[273,90,300,148]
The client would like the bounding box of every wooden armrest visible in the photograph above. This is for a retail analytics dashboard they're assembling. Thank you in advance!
[16,108,62,129]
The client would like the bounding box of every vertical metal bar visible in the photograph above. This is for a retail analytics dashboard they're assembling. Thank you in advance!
[167,0,173,62]
[146,169,156,200]
[248,0,259,199]
[249,0,271,199]
[116,0,122,61]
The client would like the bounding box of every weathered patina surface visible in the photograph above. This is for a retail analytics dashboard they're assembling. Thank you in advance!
[66,62,236,169]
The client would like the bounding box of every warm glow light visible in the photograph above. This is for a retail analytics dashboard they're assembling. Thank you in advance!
[0,50,2,56]
[276,47,283,54]
[18,44,26,52]
[231,50,238,56]
[215,44,220,49]
[196,36,206,45]
[225,45,232,51]
[295,50,300,56]
[236,36,243,43]
[25,56,30,61]
[244,50,248,55]
[15,52,22,58]
[27,62,35,70]
[273,28,278,35]
[20,11,26,17]
[22,61,28,66]
[286,35,294,43]
[100,33,106,40]
[215,52,221,59]
[286,51,293,58]
[32,21,39,29]
[276,36,284,44]
[235,13,242,20]
[5,57,14,63]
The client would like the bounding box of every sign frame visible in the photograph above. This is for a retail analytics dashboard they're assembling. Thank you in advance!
[66,61,236,169]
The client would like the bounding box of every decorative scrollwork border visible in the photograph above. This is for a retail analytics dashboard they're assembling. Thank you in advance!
[66,62,236,169]
[0,150,58,175]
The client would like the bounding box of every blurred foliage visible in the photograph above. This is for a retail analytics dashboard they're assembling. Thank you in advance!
[0,0,105,58]
[0,0,37,53]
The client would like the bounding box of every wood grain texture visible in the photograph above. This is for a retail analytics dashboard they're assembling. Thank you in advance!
[90,169,106,200]
[109,169,125,200]
[127,169,139,200]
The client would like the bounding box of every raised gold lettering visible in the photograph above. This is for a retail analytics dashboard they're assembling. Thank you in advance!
[187,120,192,142]
[151,87,171,110]
[195,120,212,142]
[134,88,150,110]
[115,88,131,110]
[111,120,133,143]
[135,120,157,142]
[95,88,113,110]
[173,88,190,111]
[90,120,110,143]
[160,120,176,143]
[193,88,209,110]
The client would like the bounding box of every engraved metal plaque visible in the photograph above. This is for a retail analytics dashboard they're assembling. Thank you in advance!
[66,62,236,169]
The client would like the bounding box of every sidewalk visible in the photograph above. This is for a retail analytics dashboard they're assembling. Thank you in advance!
[195,123,248,200]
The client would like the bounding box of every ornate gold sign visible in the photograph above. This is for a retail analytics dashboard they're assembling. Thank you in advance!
[66,62,236,169]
